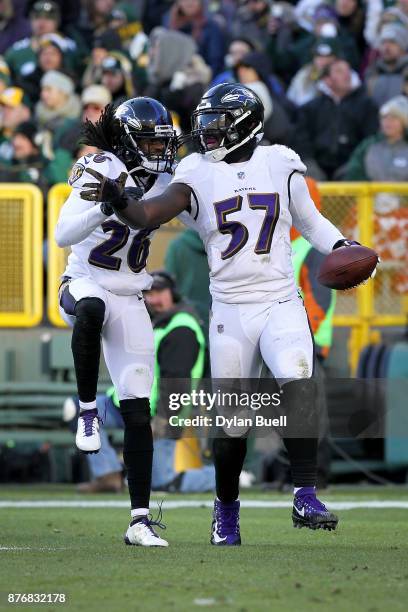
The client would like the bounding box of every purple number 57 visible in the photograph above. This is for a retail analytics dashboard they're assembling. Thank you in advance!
[214,193,280,260]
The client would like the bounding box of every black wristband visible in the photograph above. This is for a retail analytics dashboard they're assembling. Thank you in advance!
[100,202,114,216]
[332,239,361,250]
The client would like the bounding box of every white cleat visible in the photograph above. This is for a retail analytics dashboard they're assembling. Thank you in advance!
[124,517,169,547]
[75,409,101,453]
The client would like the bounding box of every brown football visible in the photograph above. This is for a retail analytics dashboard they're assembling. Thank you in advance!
[318,245,379,290]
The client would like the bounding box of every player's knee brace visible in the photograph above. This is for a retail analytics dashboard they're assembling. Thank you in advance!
[73,297,105,336]
[119,398,151,427]
[280,378,318,436]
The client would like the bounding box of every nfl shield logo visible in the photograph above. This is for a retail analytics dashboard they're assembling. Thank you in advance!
[217,324,224,334]
[237,172,245,179]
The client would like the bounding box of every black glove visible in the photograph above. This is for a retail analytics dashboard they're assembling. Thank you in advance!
[80,167,128,207]
[100,202,114,216]
[332,239,361,250]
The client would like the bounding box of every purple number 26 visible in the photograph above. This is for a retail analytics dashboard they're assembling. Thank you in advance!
[214,193,280,260]
[88,220,154,273]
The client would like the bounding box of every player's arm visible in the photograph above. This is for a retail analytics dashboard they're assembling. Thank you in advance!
[55,189,113,248]
[289,172,347,254]
[81,168,191,229]
[55,160,127,248]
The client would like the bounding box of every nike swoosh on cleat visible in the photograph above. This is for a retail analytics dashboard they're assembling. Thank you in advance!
[294,506,305,517]
[212,531,227,543]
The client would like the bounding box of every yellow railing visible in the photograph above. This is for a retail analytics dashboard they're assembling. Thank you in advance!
[0,184,43,327]
[47,183,71,327]
[46,182,407,369]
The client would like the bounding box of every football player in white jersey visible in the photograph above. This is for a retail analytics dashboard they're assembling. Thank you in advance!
[81,83,366,544]
[55,97,178,547]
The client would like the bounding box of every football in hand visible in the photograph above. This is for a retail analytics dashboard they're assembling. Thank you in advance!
[318,245,379,290]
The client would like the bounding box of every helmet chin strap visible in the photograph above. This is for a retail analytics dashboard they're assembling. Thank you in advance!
[205,121,263,162]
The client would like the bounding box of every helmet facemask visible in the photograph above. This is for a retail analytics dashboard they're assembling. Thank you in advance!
[123,123,177,173]
[191,107,262,162]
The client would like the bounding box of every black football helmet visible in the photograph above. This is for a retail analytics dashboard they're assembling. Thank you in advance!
[191,83,264,162]
[114,97,177,173]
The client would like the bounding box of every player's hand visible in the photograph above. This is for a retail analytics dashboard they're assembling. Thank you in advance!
[80,168,128,207]
[121,186,144,205]
[332,239,380,280]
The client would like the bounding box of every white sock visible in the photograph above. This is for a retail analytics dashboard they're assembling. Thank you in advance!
[131,508,149,520]
[79,400,97,412]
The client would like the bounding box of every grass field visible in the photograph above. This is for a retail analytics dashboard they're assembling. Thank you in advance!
[1,486,408,611]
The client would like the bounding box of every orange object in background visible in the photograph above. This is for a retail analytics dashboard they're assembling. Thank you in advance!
[290,176,321,241]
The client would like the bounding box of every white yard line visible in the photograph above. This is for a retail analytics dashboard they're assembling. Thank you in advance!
[0,500,408,509]
[0,546,68,551]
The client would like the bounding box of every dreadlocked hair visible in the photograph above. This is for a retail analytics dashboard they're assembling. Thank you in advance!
[80,103,120,154]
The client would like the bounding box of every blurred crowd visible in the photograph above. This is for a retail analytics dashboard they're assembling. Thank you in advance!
[2,0,408,200]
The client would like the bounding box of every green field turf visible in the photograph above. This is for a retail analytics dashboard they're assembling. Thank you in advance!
[1,486,408,611]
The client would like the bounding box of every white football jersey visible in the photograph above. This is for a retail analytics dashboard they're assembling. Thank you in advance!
[172,145,344,304]
[56,152,172,295]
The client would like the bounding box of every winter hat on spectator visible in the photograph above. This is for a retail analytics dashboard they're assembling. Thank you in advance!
[30,1,60,24]
[313,4,338,24]
[13,121,39,148]
[81,85,112,108]
[379,24,408,50]
[0,87,24,107]
[101,56,123,74]
[380,95,408,128]
[93,29,123,52]
[41,71,74,96]
[313,37,341,57]
[39,33,69,54]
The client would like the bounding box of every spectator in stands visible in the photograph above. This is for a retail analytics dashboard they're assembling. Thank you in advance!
[287,37,341,106]
[4,1,79,82]
[100,54,135,105]
[80,0,117,40]
[266,1,300,83]
[145,27,211,133]
[366,24,408,107]
[35,70,81,132]
[54,85,112,154]
[0,120,72,192]
[0,87,31,163]
[16,34,71,107]
[81,28,123,89]
[211,37,256,87]
[379,0,408,31]
[234,51,294,144]
[335,0,366,56]
[164,0,225,76]
[0,0,31,55]
[141,0,175,34]
[231,0,272,49]
[289,3,360,74]
[345,95,408,181]
[292,58,378,179]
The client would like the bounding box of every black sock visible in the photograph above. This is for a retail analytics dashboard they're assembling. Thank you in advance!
[280,379,318,488]
[282,438,318,487]
[213,437,247,502]
[120,399,152,509]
